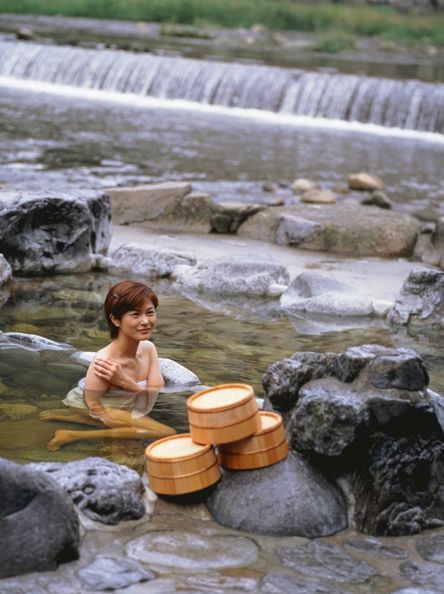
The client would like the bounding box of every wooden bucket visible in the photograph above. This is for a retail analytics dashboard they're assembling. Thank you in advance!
[145,433,221,495]
[217,411,289,470]
[187,383,260,445]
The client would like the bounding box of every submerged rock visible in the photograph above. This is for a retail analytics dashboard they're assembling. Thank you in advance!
[0,457,79,579]
[387,267,444,329]
[261,573,343,594]
[347,172,383,191]
[276,540,377,584]
[27,457,146,525]
[126,531,258,570]
[207,452,347,537]
[0,190,111,274]
[174,255,290,297]
[78,556,155,591]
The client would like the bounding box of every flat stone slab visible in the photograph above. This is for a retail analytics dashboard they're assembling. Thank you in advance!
[276,541,378,584]
[126,531,258,571]
[238,203,420,257]
[108,243,196,278]
[78,556,155,591]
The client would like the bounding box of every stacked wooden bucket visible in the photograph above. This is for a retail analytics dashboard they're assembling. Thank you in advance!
[145,383,289,496]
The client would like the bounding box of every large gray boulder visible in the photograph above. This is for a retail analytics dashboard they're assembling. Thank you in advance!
[387,267,444,330]
[238,203,420,257]
[280,271,374,317]
[263,344,444,536]
[0,190,111,274]
[0,457,79,579]
[207,452,347,537]
[107,243,196,278]
[174,255,290,297]
[27,457,146,525]
[417,216,444,270]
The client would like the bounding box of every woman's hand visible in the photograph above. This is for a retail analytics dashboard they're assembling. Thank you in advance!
[92,356,138,392]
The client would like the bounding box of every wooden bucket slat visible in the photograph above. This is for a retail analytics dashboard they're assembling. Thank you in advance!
[187,383,254,413]
[146,447,217,478]
[218,412,285,454]
[148,461,221,495]
[217,439,289,470]
[190,410,261,445]
[188,395,258,428]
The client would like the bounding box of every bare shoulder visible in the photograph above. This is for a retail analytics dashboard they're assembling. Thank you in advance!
[140,340,158,355]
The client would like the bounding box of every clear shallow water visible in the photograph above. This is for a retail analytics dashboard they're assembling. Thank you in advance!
[0,274,442,467]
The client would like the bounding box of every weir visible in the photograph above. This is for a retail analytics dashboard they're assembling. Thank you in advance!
[0,41,443,133]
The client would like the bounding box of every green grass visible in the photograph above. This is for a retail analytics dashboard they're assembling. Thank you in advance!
[1,0,443,45]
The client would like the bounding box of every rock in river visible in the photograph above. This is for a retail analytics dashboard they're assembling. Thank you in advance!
[0,190,111,274]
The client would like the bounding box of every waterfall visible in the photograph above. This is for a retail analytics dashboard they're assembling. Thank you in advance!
[0,41,442,133]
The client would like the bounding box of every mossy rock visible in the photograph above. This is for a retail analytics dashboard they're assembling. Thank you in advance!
[0,402,38,420]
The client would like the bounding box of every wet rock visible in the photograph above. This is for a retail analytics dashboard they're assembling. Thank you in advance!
[390,589,438,594]
[16,26,34,40]
[174,255,290,297]
[301,188,336,204]
[207,452,347,537]
[361,190,393,209]
[369,353,429,390]
[238,203,419,257]
[400,560,444,593]
[78,556,155,591]
[347,172,383,191]
[126,531,258,570]
[416,532,444,563]
[211,202,265,233]
[291,178,315,193]
[1,332,73,352]
[0,457,79,579]
[262,351,337,411]
[345,536,408,559]
[276,541,377,584]
[108,243,196,278]
[0,402,37,421]
[0,190,111,274]
[0,253,12,285]
[262,181,278,192]
[365,435,444,535]
[159,357,200,387]
[183,573,259,591]
[387,267,444,329]
[27,457,146,525]
[280,271,373,317]
[261,573,344,594]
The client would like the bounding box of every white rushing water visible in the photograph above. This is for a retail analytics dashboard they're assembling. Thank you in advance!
[0,41,443,139]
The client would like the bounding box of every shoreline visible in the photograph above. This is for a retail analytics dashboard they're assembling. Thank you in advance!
[110,224,420,303]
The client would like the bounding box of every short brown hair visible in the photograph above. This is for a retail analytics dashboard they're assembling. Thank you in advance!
[104,280,159,339]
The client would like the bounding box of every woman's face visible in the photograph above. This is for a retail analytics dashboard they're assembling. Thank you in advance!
[113,299,157,340]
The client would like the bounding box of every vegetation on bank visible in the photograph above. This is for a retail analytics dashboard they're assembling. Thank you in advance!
[1,0,444,46]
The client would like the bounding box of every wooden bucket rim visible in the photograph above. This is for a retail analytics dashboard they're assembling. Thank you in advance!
[145,433,212,462]
[219,438,288,457]
[189,409,259,430]
[187,383,254,413]
[148,460,220,481]
[255,411,283,436]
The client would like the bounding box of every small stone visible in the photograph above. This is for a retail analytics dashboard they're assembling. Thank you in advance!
[301,189,336,204]
[400,560,444,592]
[361,191,392,209]
[348,172,383,191]
[0,402,38,421]
[16,27,34,40]
[262,181,278,192]
[291,178,315,193]
[261,573,343,594]
[345,536,408,560]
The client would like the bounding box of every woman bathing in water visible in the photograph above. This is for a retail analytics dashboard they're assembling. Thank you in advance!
[45,280,176,451]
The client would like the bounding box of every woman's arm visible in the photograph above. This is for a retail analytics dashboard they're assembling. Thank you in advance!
[147,342,165,389]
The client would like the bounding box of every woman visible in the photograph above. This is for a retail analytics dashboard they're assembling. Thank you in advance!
[46,280,176,451]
